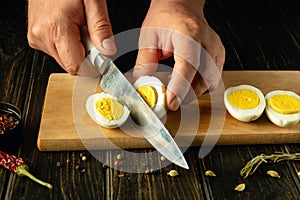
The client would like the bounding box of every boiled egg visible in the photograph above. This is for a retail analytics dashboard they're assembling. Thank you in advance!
[86,92,130,128]
[133,76,167,119]
[224,85,266,122]
[265,90,300,127]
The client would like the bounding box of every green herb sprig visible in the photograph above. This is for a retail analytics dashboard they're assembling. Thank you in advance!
[240,153,300,178]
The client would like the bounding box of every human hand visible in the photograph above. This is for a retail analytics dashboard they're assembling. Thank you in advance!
[27,0,117,74]
[133,0,225,111]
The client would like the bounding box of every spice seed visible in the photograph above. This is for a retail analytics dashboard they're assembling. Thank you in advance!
[297,171,300,178]
[114,160,120,167]
[102,163,108,169]
[205,170,216,177]
[234,183,246,192]
[56,162,61,167]
[160,156,166,161]
[167,170,179,177]
[81,156,87,161]
[144,167,150,174]
[66,158,72,163]
[267,170,280,178]
[116,154,124,160]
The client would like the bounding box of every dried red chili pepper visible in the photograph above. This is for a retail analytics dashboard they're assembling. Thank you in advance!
[0,113,19,134]
[0,151,52,189]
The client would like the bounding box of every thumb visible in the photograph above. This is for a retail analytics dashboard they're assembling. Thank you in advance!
[84,0,117,56]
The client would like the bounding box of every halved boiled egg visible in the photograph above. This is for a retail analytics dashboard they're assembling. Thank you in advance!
[224,85,266,122]
[133,76,167,119]
[86,92,130,128]
[265,90,300,127]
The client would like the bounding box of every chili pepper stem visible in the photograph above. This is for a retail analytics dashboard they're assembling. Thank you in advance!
[16,164,53,189]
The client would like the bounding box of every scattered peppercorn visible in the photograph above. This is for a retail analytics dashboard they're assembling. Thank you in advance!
[102,163,108,169]
[81,168,86,173]
[118,173,124,178]
[116,154,124,160]
[81,156,87,161]
[66,158,72,163]
[114,160,120,167]
[160,156,166,161]
[75,165,80,170]
[56,161,62,167]
[144,168,150,174]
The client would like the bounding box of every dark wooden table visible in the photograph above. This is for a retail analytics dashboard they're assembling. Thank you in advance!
[1,0,300,199]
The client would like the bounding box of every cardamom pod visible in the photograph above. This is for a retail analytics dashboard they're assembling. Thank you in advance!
[267,170,280,178]
[167,170,179,177]
[205,170,216,177]
[234,183,246,192]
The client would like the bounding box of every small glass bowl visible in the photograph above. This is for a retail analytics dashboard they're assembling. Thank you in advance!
[0,102,22,150]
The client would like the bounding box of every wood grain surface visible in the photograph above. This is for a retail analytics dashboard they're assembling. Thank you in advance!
[37,71,300,151]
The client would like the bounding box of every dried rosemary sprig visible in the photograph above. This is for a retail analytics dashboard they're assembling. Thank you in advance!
[240,153,300,178]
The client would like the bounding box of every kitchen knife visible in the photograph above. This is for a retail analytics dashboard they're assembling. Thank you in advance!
[80,27,189,169]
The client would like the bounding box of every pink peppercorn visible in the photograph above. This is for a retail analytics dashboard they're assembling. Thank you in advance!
[114,160,120,167]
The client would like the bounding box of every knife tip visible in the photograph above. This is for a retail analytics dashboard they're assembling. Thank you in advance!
[175,158,189,170]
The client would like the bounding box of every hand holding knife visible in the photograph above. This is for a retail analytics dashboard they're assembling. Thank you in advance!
[80,26,189,169]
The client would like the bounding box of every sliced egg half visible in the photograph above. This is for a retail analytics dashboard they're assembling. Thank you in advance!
[133,76,167,119]
[86,92,130,128]
[224,85,266,122]
[265,90,300,127]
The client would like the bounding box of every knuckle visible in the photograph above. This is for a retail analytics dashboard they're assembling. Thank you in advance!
[64,64,79,75]
[181,18,201,38]
[91,19,112,33]
[27,23,43,48]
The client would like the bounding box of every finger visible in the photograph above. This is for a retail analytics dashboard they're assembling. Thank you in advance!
[133,49,159,80]
[28,24,71,72]
[167,57,198,111]
[55,24,85,74]
[181,72,207,104]
[166,32,201,111]
[133,28,160,80]
[84,0,117,56]
[197,44,224,94]
[199,30,225,92]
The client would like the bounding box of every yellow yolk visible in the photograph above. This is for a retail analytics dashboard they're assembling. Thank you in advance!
[268,95,300,114]
[136,85,158,108]
[227,89,260,109]
[95,98,124,120]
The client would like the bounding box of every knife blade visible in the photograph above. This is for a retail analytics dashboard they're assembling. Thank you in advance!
[80,27,188,169]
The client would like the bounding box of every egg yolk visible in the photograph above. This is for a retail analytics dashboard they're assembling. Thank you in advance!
[268,95,300,114]
[136,85,158,108]
[227,89,260,109]
[95,98,124,120]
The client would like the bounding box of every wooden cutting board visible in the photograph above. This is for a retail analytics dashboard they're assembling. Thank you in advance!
[37,71,300,151]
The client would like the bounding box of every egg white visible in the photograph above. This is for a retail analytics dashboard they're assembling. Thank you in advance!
[265,90,300,127]
[86,92,130,128]
[133,76,167,119]
[224,85,266,122]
